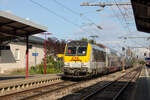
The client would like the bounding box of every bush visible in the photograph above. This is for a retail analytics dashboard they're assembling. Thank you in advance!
[29,64,62,74]
[11,55,63,75]
[139,60,146,65]
[29,55,63,74]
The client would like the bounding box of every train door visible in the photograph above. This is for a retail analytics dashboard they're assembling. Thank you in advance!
[91,48,97,74]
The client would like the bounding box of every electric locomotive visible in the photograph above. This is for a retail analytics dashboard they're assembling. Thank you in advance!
[63,41,131,78]
[145,57,150,67]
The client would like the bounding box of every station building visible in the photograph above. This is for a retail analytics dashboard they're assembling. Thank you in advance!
[0,36,45,73]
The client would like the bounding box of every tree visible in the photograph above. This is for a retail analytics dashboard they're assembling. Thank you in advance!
[46,37,66,57]
[80,38,96,44]
[81,38,88,41]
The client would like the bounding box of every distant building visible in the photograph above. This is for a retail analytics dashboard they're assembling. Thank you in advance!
[132,48,150,59]
[0,36,45,73]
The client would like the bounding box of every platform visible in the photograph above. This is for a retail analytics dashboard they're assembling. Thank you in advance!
[0,74,62,88]
[128,66,150,100]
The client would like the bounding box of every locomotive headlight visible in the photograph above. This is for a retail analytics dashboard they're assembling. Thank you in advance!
[81,63,87,66]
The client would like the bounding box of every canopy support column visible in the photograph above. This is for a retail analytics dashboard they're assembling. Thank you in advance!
[26,35,29,79]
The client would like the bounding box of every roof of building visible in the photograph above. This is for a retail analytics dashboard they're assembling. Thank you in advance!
[29,36,45,44]
[131,0,150,33]
[0,10,48,42]
[12,36,45,45]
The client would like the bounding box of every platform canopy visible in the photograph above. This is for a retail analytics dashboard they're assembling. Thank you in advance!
[131,0,150,33]
[0,11,47,42]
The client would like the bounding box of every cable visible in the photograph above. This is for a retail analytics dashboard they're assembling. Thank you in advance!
[52,0,102,29]
[29,0,98,36]
[113,0,131,32]
[52,0,78,15]
[30,0,79,27]
[106,0,131,36]
[110,6,125,30]
[105,0,147,53]
[109,0,147,48]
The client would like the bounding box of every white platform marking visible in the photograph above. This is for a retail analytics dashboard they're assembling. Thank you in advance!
[145,66,149,77]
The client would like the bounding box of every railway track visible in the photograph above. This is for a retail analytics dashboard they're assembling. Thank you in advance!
[0,80,77,100]
[0,67,140,100]
[81,67,141,100]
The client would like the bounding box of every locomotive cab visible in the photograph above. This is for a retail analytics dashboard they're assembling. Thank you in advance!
[63,41,91,77]
[145,57,150,67]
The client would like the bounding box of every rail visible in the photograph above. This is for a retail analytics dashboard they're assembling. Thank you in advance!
[81,67,141,100]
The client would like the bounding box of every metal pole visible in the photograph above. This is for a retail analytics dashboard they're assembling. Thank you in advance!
[26,35,29,79]
[40,33,52,74]
[44,33,46,74]
[80,2,131,7]
[122,57,125,72]
[35,50,37,66]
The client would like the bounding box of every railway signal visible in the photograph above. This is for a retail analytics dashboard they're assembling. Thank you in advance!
[40,33,52,74]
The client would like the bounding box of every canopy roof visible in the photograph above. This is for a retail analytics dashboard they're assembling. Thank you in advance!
[131,0,150,33]
[0,11,47,42]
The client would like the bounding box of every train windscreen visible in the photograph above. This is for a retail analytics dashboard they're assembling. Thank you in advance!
[78,47,87,56]
[145,57,150,61]
[66,46,87,56]
[66,41,88,56]
[66,47,77,56]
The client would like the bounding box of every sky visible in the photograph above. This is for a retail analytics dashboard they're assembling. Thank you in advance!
[1,0,150,53]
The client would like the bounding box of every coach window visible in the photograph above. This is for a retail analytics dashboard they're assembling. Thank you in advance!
[15,49,20,60]
[98,51,106,62]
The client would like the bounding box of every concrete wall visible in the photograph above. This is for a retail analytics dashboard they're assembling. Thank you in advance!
[0,42,44,73]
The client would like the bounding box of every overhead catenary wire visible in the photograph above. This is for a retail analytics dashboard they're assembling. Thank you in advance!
[29,0,99,36]
[51,0,107,41]
[108,0,147,48]
[52,0,102,29]
[30,0,105,43]
[113,0,131,33]
[103,0,147,52]
[30,0,145,50]
[29,0,79,27]
[103,0,128,49]
[104,0,132,34]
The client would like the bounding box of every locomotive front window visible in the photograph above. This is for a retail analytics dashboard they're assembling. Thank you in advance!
[66,47,76,56]
[145,57,150,60]
[78,47,87,56]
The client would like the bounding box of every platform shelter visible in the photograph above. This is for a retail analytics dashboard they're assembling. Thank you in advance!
[0,11,47,78]
[131,0,150,33]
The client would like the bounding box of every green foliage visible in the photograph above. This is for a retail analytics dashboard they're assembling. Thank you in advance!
[11,68,26,75]
[81,38,88,41]
[11,55,63,75]
[80,38,96,44]
[29,63,62,74]
[89,39,96,44]
[139,60,146,65]
[29,55,63,74]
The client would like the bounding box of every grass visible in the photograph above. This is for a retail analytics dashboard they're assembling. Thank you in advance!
[10,64,62,75]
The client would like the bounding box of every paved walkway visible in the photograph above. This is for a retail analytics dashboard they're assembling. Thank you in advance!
[129,66,150,100]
